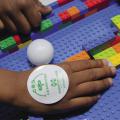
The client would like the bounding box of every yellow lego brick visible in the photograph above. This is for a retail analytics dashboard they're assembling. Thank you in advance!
[18,40,32,49]
[66,50,90,62]
[93,47,117,60]
[111,15,120,30]
[108,53,120,67]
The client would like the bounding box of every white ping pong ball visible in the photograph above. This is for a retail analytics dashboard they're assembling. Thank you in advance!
[27,39,54,66]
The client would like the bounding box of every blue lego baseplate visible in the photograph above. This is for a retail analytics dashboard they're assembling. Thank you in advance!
[0,1,120,120]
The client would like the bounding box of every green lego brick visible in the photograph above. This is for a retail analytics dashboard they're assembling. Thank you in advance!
[0,41,8,51]
[89,41,112,56]
[93,47,117,59]
[59,22,72,29]
[111,15,120,30]
[0,37,16,51]
[117,31,120,36]
[40,19,53,32]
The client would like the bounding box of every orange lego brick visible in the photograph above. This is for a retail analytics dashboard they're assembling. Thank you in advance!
[66,50,90,62]
[67,6,80,20]
[112,43,120,53]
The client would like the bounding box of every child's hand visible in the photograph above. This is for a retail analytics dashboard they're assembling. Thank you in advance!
[13,60,116,114]
[0,0,52,34]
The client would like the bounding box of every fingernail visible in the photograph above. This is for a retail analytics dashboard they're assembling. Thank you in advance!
[97,95,101,99]
[47,6,52,11]
[102,59,110,66]
[108,78,113,86]
[110,67,116,74]
[108,62,113,67]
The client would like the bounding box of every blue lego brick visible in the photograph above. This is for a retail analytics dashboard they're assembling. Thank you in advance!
[0,1,120,120]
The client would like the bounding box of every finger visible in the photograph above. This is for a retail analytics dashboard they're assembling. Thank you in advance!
[66,95,100,109]
[0,15,17,33]
[67,59,111,72]
[72,66,116,84]
[35,1,52,14]
[73,78,112,98]
[8,10,31,34]
[38,6,52,15]
[0,19,4,30]
[23,5,41,27]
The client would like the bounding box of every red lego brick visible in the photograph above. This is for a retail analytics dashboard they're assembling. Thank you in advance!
[13,35,22,45]
[111,35,120,45]
[57,0,72,6]
[59,11,71,22]
[85,0,109,10]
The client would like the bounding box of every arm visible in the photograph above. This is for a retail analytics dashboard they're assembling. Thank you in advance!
[0,60,116,115]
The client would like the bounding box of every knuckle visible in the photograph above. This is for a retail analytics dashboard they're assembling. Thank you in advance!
[85,60,92,67]
[89,69,97,80]
[95,60,103,66]
[89,82,98,94]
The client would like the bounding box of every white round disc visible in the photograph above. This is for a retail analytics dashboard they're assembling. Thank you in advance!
[27,65,69,104]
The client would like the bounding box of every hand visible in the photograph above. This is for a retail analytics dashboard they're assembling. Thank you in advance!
[12,59,116,115]
[0,0,52,34]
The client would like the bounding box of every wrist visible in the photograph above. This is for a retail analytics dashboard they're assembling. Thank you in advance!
[0,69,18,103]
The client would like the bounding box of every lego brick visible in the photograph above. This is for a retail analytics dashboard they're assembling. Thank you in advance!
[58,10,71,22]
[88,40,112,56]
[108,53,120,66]
[67,6,80,20]
[40,19,53,32]
[59,21,72,29]
[111,14,120,30]
[20,34,31,43]
[66,50,90,62]
[18,40,32,49]
[89,40,112,56]
[85,0,109,10]
[112,42,120,53]
[57,0,73,6]
[13,35,22,45]
[93,47,117,59]
[111,35,120,45]
[85,8,98,17]
[0,37,17,51]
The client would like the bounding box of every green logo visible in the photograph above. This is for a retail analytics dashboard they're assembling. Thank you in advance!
[51,79,57,87]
